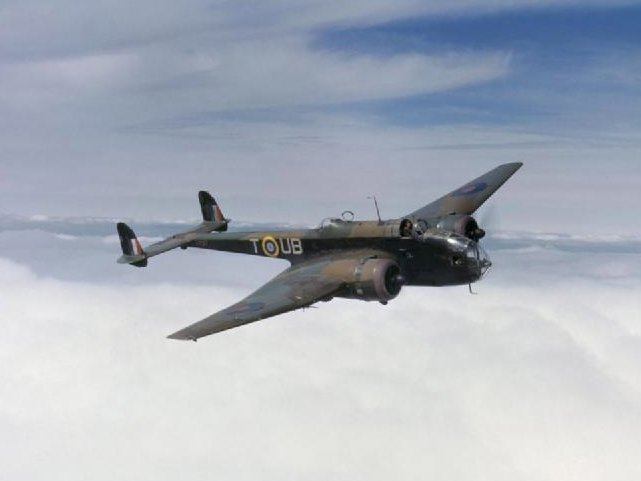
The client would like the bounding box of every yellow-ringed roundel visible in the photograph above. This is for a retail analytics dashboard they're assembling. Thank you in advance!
[261,236,280,257]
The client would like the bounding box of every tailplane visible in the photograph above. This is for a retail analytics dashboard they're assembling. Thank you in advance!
[116,190,229,267]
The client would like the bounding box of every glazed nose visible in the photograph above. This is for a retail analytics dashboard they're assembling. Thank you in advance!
[478,247,491,276]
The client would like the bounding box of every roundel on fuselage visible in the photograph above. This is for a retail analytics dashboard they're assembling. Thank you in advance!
[261,236,280,257]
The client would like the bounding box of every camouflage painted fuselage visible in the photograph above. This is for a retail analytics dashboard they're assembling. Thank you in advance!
[189,218,490,287]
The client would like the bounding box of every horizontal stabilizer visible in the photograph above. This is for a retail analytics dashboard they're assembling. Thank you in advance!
[117,254,148,267]
[116,190,229,266]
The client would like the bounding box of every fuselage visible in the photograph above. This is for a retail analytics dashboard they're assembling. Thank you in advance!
[188,218,490,287]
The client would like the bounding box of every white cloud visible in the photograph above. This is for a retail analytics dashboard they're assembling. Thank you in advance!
[0,38,510,129]
[1,0,637,61]
[167,42,509,111]
[1,232,641,480]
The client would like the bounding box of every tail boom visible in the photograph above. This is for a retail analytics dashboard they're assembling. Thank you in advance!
[116,190,229,267]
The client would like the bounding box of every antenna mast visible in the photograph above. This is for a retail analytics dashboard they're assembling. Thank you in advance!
[368,196,382,223]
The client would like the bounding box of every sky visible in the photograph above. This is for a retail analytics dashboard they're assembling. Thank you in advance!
[2,1,641,480]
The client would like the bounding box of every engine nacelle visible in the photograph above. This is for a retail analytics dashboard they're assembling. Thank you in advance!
[436,215,485,241]
[338,258,403,303]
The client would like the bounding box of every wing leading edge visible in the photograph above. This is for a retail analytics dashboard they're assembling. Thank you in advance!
[409,162,523,220]
[167,257,344,341]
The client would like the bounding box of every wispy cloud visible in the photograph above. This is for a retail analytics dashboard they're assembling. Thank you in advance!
[2,1,640,229]
[0,35,510,131]
[2,0,638,61]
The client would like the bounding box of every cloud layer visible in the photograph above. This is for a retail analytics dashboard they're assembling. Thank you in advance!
[1,221,641,480]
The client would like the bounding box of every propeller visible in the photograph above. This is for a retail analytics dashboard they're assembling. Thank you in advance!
[472,204,500,242]
[462,216,485,242]
[466,222,486,242]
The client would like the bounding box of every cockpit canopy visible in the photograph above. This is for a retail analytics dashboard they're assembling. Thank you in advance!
[399,218,430,238]
[318,217,351,230]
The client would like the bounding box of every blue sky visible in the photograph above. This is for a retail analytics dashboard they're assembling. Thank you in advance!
[317,4,641,130]
[320,5,641,54]
[2,1,640,232]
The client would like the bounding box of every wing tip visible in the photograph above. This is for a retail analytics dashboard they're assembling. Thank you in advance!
[508,161,524,171]
[167,331,198,342]
[498,161,523,171]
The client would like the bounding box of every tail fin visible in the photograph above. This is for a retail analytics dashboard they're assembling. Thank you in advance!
[117,191,228,267]
[199,191,228,231]
[116,222,148,267]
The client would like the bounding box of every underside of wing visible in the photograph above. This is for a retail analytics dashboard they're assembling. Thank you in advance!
[409,162,523,220]
[167,258,343,341]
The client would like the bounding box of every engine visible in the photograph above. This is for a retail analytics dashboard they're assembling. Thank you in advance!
[338,258,404,303]
[436,215,485,241]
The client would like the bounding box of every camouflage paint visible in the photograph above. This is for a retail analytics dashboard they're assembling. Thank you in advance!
[117,163,522,340]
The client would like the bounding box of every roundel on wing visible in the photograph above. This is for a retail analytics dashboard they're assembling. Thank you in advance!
[225,302,265,317]
[451,182,488,197]
[261,236,280,257]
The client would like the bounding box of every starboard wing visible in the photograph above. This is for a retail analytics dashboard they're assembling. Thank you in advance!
[409,162,523,220]
[167,258,344,341]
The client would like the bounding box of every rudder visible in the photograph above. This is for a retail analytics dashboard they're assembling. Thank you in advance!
[116,222,148,267]
[199,191,227,231]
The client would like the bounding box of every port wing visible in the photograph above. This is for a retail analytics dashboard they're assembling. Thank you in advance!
[167,257,344,341]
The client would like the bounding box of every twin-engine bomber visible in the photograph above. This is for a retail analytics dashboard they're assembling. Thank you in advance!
[117,163,523,341]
